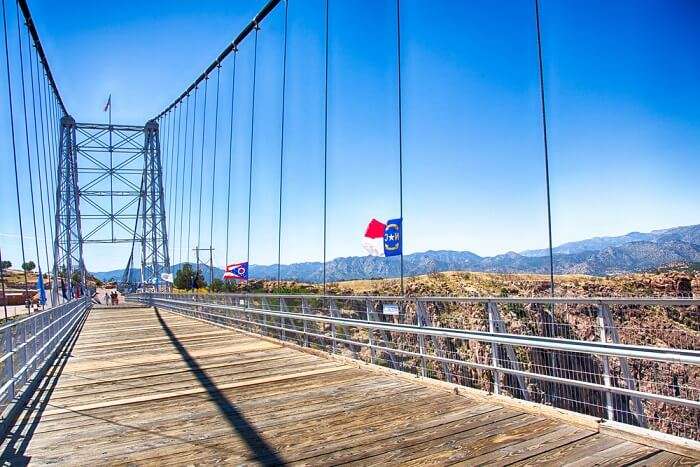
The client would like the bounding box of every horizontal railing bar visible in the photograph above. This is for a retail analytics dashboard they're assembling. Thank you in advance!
[148,296,700,365]
[150,297,700,411]
[176,292,700,306]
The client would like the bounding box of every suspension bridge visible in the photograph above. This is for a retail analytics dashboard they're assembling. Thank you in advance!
[0,0,698,464]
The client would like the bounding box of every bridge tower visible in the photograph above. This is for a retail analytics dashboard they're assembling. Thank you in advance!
[52,116,87,303]
[127,120,171,289]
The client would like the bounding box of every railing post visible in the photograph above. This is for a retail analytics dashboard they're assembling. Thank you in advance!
[279,298,287,341]
[17,322,26,387]
[3,328,14,402]
[598,305,616,422]
[329,299,337,354]
[416,300,427,378]
[365,299,376,365]
[301,298,310,348]
[487,301,501,395]
[261,297,270,337]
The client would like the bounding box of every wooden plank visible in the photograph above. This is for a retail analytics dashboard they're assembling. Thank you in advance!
[510,433,629,466]
[627,451,699,466]
[450,424,595,466]
[564,441,659,466]
[0,305,693,466]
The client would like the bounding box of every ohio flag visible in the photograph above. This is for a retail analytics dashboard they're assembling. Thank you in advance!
[223,261,248,281]
[361,218,402,257]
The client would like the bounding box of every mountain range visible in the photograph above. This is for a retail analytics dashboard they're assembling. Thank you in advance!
[92,224,700,283]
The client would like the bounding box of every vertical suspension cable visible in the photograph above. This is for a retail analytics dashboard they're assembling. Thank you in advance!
[161,112,170,194]
[224,52,238,270]
[209,64,222,289]
[172,103,183,267]
[246,26,260,280]
[322,0,329,295]
[34,46,53,284]
[178,94,190,267]
[26,22,50,306]
[16,2,43,272]
[534,0,555,296]
[396,0,404,295]
[186,86,199,267]
[196,77,209,277]
[165,108,175,240]
[16,10,43,299]
[276,0,289,288]
[2,0,31,301]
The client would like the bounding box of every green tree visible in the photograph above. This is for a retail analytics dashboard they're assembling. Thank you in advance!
[210,278,225,293]
[173,263,206,290]
[0,260,11,271]
[22,261,36,272]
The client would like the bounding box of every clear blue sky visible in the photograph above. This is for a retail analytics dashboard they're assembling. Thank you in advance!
[1,0,698,273]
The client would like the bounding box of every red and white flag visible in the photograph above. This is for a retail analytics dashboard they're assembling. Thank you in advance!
[361,218,386,256]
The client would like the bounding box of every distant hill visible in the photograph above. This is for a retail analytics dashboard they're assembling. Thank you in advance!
[520,224,700,257]
[93,224,700,283]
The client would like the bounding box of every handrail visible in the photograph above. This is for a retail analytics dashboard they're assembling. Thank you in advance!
[151,296,700,364]
[0,298,90,435]
[165,291,700,306]
[130,292,700,440]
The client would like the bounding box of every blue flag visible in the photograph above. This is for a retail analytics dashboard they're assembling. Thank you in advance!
[383,218,402,257]
[224,261,249,281]
[37,268,46,305]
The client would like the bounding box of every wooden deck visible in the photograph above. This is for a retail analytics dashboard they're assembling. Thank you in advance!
[0,305,695,465]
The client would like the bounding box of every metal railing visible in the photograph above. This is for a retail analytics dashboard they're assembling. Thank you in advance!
[0,297,90,434]
[130,292,699,440]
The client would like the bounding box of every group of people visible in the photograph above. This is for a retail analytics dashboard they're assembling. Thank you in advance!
[103,291,119,306]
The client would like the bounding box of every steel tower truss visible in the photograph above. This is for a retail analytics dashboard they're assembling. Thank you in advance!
[127,120,170,289]
[52,116,86,303]
[52,117,170,297]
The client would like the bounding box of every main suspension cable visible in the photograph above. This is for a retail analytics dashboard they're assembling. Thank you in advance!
[2,0,30,300]
[276,0,289,288]
[224,51,238,269]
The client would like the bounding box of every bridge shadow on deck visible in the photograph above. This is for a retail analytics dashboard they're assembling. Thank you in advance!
[154,308,286,466]
[0,309,90,465]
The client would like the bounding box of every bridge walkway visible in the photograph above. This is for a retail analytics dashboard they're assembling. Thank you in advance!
[0,305,692,465]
